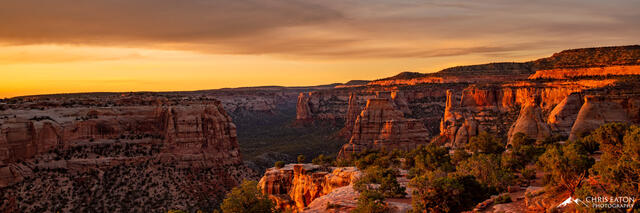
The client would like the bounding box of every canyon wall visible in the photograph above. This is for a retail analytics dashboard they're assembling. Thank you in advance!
[339,98,430,158]
[438,83,586,147]
[529,65,640,80]
[258,164,359,212]
[0,95,252,212]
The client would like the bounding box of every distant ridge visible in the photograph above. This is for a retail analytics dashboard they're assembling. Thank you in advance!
[374,44,640,82]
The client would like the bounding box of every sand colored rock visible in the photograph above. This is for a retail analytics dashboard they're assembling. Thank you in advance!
[507,97,552,144]
[339,99,429,158]
[547,93,583,136]
[258,164,359,212]
[569,95,633,140]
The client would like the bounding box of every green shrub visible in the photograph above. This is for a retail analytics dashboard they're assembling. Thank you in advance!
[352,190,389,213]
[494,194,512,204]
[297,155,306,163]
[521,168,536,180]
[274,161,285,169]
[457,153,514,191]
[588,124,640,204]
[410,173,489,212]
[311,154,333,166]
[467,132,505,154]
[354,166,406,198]
[408,144,453,174]
[220,180,276,213]
[537,142,594,194]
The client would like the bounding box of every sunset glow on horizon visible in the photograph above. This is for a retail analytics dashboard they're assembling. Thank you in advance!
[2,0,639,98]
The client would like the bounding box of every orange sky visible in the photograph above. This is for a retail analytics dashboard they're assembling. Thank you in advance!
[1,0,639,98]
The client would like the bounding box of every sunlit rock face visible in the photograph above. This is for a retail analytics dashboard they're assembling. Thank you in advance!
[0,95,253,212]
[569,94,640,140]
[528,65,640,80]
[258,164,359,212]
[438,80,605,147]
[547,93,583,137]
[507,97,552,145]
[338,98,430,158]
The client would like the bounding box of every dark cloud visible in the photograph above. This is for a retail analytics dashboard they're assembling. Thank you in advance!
[0,0,639,58]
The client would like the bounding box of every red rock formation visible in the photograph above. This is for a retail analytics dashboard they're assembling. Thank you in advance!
[548,93,583,137]
[529,65,640,80]
[439,82,592,147]
[0,97,249,197]
[296,93,313,122]
[339,98,429,158]
[568,95,639,140]
[507,97,552,145]
[340,93,361,137]
[258,164,359,212]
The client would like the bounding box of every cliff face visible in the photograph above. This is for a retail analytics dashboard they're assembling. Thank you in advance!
[439,81,595,147]
[529,65,640,80]
[569,94,640,140]
[547,93,583,137]
[339,98,429,158]
[0,95,252,212]
[340,93,362,137]
[258,164,359,212]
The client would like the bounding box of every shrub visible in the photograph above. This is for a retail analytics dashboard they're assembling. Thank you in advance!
[450,149,471,166]
[467,132,505,154]
[297,155,306,163]
[220,180,276,213]
[408,144,453,174]
[354,166,406,198]
[274,161,285,169]
[587,124,640,204]
[352,190,389,213]
[502,133,542,171]
[457,153,514,191]
[537,142,594,195]
[521,168,536,180]
[410,173,489,212]
[311,154,333,167]
[494,194,512,204]
[352,150,395,170]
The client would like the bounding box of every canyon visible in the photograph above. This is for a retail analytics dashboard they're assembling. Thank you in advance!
[1,45,640,212]
[297,45,640,156]
[0,94,252,212]
[253,45,640,212]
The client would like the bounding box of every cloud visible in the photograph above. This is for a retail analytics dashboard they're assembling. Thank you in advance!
[0,0,639,59]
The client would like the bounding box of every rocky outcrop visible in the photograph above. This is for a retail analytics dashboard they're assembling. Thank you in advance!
[369,63,534,86]
[507,97,552,145]
[296,93,313,122]
[340,93,361,137]
[0,95,252,211]
[439,81,595,147]
[258,164,359,212]
[529,65,640,80]
[547,93,583,137]
[339,99,429,158]
[568,94,640,140]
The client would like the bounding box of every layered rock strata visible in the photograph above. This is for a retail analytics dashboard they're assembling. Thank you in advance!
[0,96,252,212]
[339,98,429,158]
[529,65,640,80]
[258,164,359,212]
[568,94,640,140]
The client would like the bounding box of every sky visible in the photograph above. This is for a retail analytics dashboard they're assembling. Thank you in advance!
[1,0,639,98]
